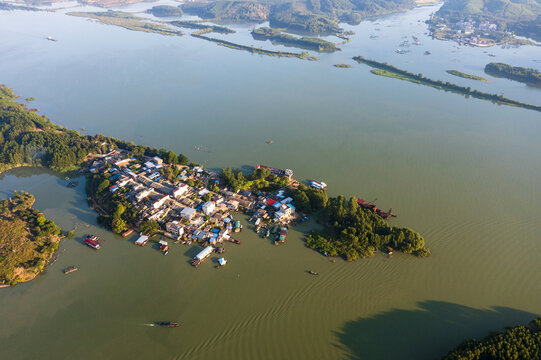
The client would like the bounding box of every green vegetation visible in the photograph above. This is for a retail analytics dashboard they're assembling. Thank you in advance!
[147,5,183,17]
[353,56,541,112]
[442,317,541,360]
[140,219,160,236]
[67,11,183,36]
[182,1,270,22]
[170,20,235,34]
[192,33,317,60]
[446,70,488,81]
[290,184,327,213]
[25,97,35,102]
[0,84,108,172]
[0,191,61,286]
[181,0,416,34]
[431,0,541,42]
[251,27,338,52]
[485,62,541,85]
[220,167,289,192]
[305,195,429,260]
[334,63,351,68]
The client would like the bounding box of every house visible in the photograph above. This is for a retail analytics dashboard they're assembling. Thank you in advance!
[166,220,184,238]
[180,207,197,220]
[202,201,216,215]
[226,200,239,211]
[172,184,189,198]
[152,156,163,165]
[135,235,149,246]
[152,195,169,209]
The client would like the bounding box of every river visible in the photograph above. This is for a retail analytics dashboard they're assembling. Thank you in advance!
[0,2,540,359]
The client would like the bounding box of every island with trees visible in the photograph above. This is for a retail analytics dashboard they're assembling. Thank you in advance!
[446,70,488,82]
[353,56,541,113]
[147,5,183,18]
[170,21,236,34]
[251,27,339,52]
[485,62,541,85]
[0,191,62,286]
[442,317,541,360]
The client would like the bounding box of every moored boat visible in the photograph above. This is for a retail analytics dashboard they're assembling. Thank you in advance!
[84,235,100,249]
[63,266,78,274]
[308,270,319,275]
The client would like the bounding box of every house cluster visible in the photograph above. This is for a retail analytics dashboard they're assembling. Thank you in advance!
[89,150,273,246]
[430,17,505,47]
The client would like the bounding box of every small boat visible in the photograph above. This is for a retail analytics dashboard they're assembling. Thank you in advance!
[159,240,169,255]
[424,51,431,55]
[67,181,78,188]
[387,247,393,255]
[308,270,319,276]
[121,229,134,238]
[46,36,57,42]
[63,266,78,274]
[84,235,100,249]
[266,140,274,145]
[154,322,179,327]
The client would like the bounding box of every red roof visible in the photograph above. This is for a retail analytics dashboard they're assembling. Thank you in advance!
[84,238,99,246]
[267,199,277,205]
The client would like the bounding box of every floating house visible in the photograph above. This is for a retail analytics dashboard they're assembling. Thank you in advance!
[135,235,149,246]
[195,246,214,261]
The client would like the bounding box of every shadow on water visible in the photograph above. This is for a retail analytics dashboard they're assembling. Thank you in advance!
[334,300,539,360]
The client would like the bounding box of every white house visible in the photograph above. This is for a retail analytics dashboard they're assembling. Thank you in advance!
[172,184,188,198]
[202,201,216,215]
[152,195,170,209]
[226,200,239,211]
[180,207,197,220]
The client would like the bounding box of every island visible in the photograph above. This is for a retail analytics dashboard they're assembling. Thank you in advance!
[0,191,62,286]
[446,70,488,81]
[353,56,541,113]
[442,317,541,360]
[147,5,183,18]
[251,27,339,52]
[334,64,352,68]
[170,21,235,34]
[67,11,183,36]
[428,0,541,45]
[484,62,541,85]
[0,83,428,265]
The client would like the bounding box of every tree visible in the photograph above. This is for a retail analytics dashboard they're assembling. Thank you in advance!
[112,217,127,234]
[140,219,159,235]
[178,153,189,165]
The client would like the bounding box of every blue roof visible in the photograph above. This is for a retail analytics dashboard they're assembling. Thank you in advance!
[212,229,220,233]
[287,204,296,209]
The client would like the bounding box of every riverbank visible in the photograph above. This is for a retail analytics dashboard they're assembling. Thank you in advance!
[353,56,541,112]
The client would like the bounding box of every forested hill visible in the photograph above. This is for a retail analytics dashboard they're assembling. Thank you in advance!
[181,0,416,33]
[435,0,541,41]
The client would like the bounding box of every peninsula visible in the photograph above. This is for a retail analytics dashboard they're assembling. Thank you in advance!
[353,56,541,112]
[0,84,428,263]
[0,191,62,286]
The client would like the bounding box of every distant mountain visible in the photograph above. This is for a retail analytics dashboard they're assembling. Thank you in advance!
[181,0,417,33]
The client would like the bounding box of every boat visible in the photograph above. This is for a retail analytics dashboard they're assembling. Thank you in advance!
[310,180,327,190]
[121,229,134,238]
[63,266,78,274]
[265,228,270,238]
[154,322,179,328]
[84,235,100,249]
[67,181,78,188]
[159,240,169,255]
[46,35,57,42]
[424,51,431,55]
[215,257,227,268]
[387,247,393,255]
[308,270,319,275]
[266,140,274,145]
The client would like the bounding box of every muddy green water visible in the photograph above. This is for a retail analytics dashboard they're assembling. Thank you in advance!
[0,3,540,359]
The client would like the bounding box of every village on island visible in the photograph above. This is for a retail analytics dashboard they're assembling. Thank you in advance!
[84,149,317,268]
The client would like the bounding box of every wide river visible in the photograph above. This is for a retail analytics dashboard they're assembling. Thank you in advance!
[0,2,540,359]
